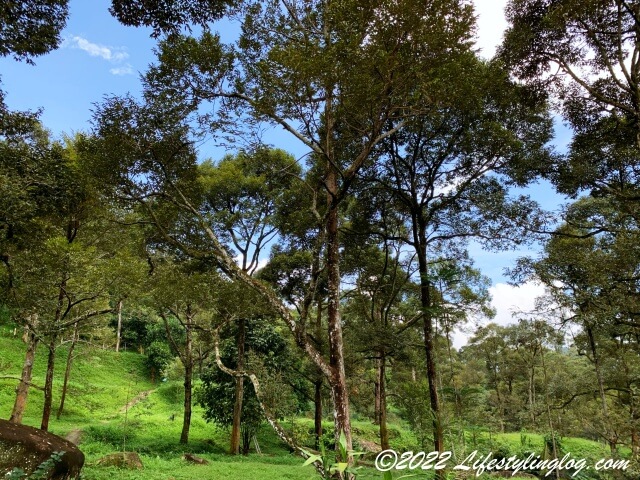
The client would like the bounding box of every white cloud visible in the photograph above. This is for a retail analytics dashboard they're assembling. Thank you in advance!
[473,0,508,59]
[451,281,546,348]
[65,35,133,75]
[110,64,135,76]
[68,36,129,62]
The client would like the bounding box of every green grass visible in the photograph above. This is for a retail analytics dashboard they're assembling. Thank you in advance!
[0,332,321,479]
[1,330,638,479]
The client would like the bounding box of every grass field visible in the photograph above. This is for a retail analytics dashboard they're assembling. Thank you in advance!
[0,330,635,479]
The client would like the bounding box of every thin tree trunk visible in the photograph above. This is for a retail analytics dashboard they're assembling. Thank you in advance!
[180,318,193,444]
[115,299,123,352]
[586,324,615,453]
[314,380,323,450]
[10,328,39,424]
[529,366,536,425]
[41,264,69,431]
[540,339,559,479]
[314,300,324,450]
[230,318,246,455]
[326,168,353,457]
[56,321,79,419]
[379,352,389,450]
[41,332,58,431]
[374,378,381,425]
[40,335,57,431]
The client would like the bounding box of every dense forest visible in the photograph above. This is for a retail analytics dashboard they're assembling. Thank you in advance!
[1,1,640,479]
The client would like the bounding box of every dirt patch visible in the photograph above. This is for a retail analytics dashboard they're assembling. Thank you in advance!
[95,452,143,469]
[118,389,155,414]
[64,429,82,446]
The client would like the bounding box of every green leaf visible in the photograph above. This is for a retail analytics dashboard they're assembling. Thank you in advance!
[302,454,323,467]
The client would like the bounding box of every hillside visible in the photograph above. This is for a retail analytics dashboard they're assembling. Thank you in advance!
[0,332,635,479]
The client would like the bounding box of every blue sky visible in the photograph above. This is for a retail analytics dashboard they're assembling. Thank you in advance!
[0,0,573,343]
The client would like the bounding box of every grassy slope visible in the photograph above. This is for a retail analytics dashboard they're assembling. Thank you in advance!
[0,331,634,479]
[0,334,316,479]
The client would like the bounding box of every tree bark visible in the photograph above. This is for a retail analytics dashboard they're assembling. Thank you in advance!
[230,318,246,455]
[374,378,381,425]
[115,299,123,352]
[180,316,193,444]
[10,328,39,424]
[326,167,353,457]
[40,332,58,431]
[378,352,389,451]
[416,242,443,455]
[314,379,323,450]
[56,321,79,419]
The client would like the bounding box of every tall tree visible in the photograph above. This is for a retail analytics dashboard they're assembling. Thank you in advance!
[96,1,479,468]
[359,55,551,453]
[199,147,300,453]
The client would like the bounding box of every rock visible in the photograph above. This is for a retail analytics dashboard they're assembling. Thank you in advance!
[95,452,143,469]
[183,453,209,465]
[0,419,85,479]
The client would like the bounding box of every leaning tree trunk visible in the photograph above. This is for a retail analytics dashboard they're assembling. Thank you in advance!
[10,327,39,424]
[230,318,246,455]
[57,321,80,419]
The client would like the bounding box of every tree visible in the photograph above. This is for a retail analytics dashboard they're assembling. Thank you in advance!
[197,313,302,455]
[500,0,640,199]
[0,0,68,63]
[357,54,551,453]
[342,241,412,450]
[199,147,300,453]
[148,258,217,444]
[515,196,640,451]
[96,2,481,470]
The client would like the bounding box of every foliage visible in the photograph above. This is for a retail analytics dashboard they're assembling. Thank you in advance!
[109,0,234,37]
[196,316,303,453]
[0,0,68,62]
[144,341,174,381]
[301,431,365,480]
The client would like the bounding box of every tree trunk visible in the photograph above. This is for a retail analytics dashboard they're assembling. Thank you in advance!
[374,359,381,426]
[180,319,193,444]
[230,318,246,455]
[314,380,323,450]
[528,366,536,425]
[42,268,68,431]
[326,167,353,458]
[10,328,39,424]
[56,321,79,419]
[586,324,616,453]
[115,299,123,352]
[40,332,58,431]
[314,301,324,450]
[416,243,443,454]
[378,352,389,450]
